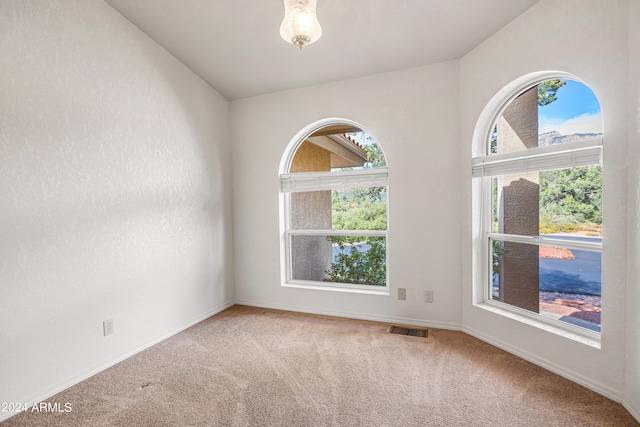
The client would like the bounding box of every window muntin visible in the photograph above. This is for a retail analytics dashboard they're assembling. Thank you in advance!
[281,124,388,291]
[475,78,603,336]
[291,234,387,286]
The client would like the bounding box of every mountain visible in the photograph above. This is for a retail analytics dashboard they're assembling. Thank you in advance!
[538,131,603,147]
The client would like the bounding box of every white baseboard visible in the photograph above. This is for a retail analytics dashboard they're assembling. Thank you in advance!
[0,300,234,423]
[622,394,640,424]
[463,324,622,403]
[235,298,462,331]
[5,298,634,424]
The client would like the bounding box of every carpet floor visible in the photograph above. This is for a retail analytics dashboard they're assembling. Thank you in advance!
[3,305,637,426]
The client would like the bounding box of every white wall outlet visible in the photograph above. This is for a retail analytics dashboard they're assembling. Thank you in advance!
[103,318,114,336]
[424,290,434,303]
[398,288,406,300]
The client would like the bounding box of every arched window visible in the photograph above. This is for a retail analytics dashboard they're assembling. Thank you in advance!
[473,74,603,338]
[279,119,389,293]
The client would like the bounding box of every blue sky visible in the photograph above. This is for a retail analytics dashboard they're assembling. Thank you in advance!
[538,80,603,135]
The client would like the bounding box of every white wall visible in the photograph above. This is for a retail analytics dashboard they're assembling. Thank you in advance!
[0,0,233,418]
[231,62,461,328]
[460,0,629,400]
[624,0,640,419]
[2,0,637,422]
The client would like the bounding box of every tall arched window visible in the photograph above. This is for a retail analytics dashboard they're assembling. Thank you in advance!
[473,74,603,339]
[280,119,389,293]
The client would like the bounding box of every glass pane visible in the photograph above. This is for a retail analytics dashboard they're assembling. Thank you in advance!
[491,239,601,332]
[291,235,333,282]
[291,235,386,286]
[539,166,602,235]
[291,129,386,173]
[489,80,602,155]
[332,187,387,231]
[290,191,332,230]
[291,187,387,232]
[492,166,602,237]
[334,132,386,171]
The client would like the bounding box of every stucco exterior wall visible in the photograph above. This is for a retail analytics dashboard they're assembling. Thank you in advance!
[497,87,540,312]
[291,142,332,173]
[289,142,332,281]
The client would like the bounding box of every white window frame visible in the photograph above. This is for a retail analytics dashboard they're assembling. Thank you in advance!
[471,74,603,345]
[279,118,390,295]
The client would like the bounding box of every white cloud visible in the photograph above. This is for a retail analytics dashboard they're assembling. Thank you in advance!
[539,113,603,135]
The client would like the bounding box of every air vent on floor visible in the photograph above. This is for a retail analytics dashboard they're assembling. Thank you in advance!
[390,325,429,338]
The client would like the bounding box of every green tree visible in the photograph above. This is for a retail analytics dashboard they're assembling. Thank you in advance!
[326,138,387,286]
[332,196,387,232]
[538,79,567,106]
[535,79,603,233]
[326,237,386,286]
[362,142,386,168]
[539,166,602,232]
[331,139,387,229]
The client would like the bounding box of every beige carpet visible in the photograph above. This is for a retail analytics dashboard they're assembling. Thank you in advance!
[3,305,637,426]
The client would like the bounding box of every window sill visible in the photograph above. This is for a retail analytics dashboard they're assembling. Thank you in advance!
[474,300,601,349]
[282,281,390,296]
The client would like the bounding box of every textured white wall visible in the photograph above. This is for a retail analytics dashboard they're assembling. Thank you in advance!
[625,0,640,419]
[2,0,637,422]
[0,0,232,415]
[231,62,461,328]
[460,0,629,400]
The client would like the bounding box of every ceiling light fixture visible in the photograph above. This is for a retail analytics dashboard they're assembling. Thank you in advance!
[280,0,322,50]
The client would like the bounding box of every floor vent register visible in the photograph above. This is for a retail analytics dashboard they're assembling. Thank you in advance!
[390,325,429,338]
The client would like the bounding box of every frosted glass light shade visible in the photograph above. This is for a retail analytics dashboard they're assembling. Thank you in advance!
[280,0,322,49]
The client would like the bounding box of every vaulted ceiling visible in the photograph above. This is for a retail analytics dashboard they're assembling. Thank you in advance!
[105,0,540,100]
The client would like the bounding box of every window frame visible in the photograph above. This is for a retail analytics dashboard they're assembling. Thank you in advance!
[279,118,390,295]
[472,75,603,344]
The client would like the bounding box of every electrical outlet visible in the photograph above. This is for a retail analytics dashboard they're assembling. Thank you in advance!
[103,318,114,336]
[424,290,434,303]
[398,288,406,300]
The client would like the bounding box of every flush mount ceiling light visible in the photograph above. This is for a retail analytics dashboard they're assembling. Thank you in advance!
[280,0,322,50]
